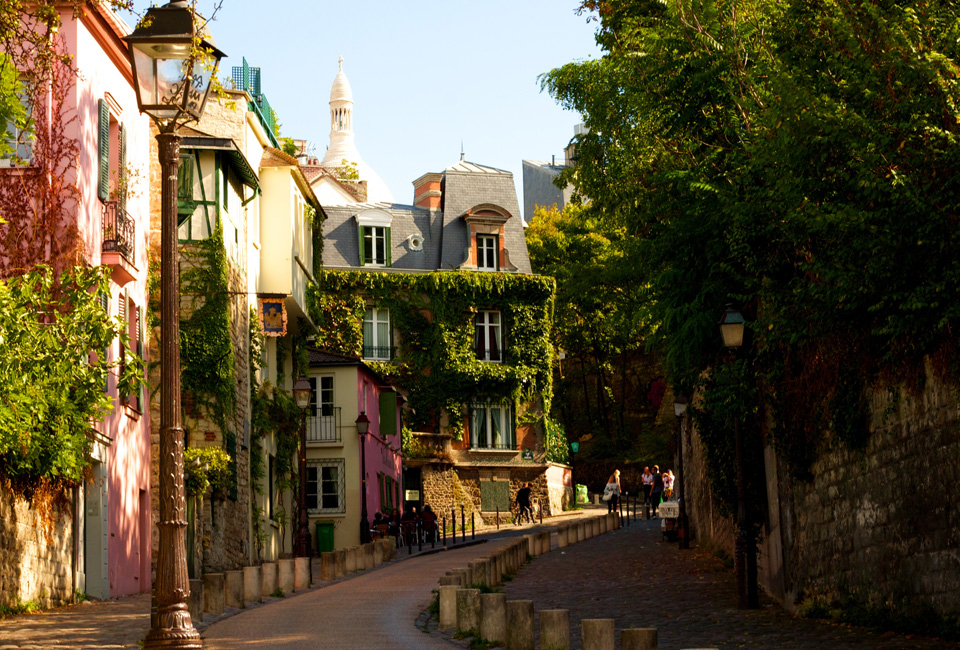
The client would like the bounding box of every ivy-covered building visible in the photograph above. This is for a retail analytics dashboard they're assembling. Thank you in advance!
[309,59,564,520]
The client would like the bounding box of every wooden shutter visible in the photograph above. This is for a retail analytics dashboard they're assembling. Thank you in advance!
[379,390,397,438]
[98,99,110,202]
[119,124,127,213]
[358,225,366,266]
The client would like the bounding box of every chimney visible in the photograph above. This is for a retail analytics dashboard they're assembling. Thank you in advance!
[412,172,443,209]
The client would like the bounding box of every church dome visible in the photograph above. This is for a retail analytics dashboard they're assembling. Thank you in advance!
[329,56,353,103]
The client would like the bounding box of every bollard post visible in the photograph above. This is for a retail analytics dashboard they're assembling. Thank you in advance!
[442,515,447,547]
[471,511,475,540]
[461,505,466,538]
[456,588,481,636]
[540,609,571,650]
[582,619,615,650]
[496,504,500,530]
[452,507,457,543]
[621,628,658,650]
[438,585,459,631]
[480,592,507,644]
[621,494,627,526]
[505,600,535,650]
[320,552,335,581]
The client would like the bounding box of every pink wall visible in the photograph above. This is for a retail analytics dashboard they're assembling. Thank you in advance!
[356,367,403,516]
[62,8,153,598]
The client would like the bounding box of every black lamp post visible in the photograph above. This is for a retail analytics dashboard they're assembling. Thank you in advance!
[719,304,758,609]
[292,375,312,558]
[673,395,690,550]
[125,3,224,648]
[356,412,371,544]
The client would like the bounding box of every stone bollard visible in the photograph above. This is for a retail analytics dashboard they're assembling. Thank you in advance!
[600,515,608,534]
[456,588,481,636]
[321,552,336,581]
[577,522,585,542]
[525,533,537,557]
[469,560,487,588]
[558,524,569,548]
[438,585,460,631]
[621,628,658,650]
[582,619,615,650]
[592,517,601,537]
[278,559,295,594]
[363,543,375,570]
[539,531,551,554]
[225,570,244,608]
[540,609,571,650]
[261,562,278,597]
[294,557,310,591]
[243,565,262,604]
[439,575,461,587]
[345,546,358,573]
[373,540,383,566]
[487,557,498,587]
[505,600,535,650]
[202,573,225,615]
[188,579,203,624]
[335,549,346,578]
[454,567,470,587]
[480,592,507,644]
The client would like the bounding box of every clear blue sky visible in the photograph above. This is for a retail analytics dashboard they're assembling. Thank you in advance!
[173,1,601,217]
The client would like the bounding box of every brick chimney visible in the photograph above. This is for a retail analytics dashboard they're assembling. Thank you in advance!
[412,172,443,209]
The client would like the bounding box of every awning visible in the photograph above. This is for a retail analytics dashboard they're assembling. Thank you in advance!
[181,136,260,192]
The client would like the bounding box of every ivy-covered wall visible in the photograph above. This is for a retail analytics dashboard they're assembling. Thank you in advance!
[308,270,556,440]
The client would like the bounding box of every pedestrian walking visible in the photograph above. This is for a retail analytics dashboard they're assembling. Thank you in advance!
[650,465,663,517]
[663,469,675,500]
[641,466,654,507]
[515,482,533,524]
[603,469,621,513]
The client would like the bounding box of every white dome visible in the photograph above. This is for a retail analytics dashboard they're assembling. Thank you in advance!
[330,56,353,103]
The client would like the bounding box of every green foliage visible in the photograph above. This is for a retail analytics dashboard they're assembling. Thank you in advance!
[0,266,139,488]
[0,598,40,618]
[183,446,233,498]
[280,136,298,157]
[308,270,555,437]
[545,0,960,477]
[543,416,569,464]
[333,158,360,181]
[0,54,29,162]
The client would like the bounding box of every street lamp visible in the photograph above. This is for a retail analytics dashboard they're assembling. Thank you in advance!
[292,375,312,558]
[125,3,224,648]
[673,395,689,550]
[356,412,371,544]
[718,304,758,609]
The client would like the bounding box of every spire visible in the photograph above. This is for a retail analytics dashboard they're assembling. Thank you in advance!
[460,141,465,162]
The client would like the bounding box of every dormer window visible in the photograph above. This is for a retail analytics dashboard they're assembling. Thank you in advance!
[477,234,498,271]
[356,208,393,267]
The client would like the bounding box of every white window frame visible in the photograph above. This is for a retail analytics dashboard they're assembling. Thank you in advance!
[474,310,502,363]
[363,307,391,360]
[1,77,33,166]
[306,458,346,514]
[362,225,388,266]
[471,401,514,450]
[477,234,498,271]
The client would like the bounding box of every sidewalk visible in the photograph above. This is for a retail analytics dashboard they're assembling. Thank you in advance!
[0,507,603,649]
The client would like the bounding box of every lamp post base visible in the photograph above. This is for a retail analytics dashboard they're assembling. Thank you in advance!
[144,603,202,649]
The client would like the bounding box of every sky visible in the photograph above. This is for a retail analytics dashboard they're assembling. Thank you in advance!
[157,0,602,219]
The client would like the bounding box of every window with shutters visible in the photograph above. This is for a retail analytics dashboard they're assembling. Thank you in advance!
[97,99,126,206]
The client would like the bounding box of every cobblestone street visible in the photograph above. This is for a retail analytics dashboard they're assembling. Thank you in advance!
[499,517,957,650]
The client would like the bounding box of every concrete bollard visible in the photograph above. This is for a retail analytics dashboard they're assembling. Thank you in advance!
[582,619,615,650]
[599,515,608,534]
[595,516,602,536]
[294,557,310,591]
[225,570,244,608]
[470,559,488,588]
[557,524,569,548]
[456,588,481,635]
[452,567,470,587]
[188,579,203,624]
[438,585,460,631]
[243,565,262,604]
[525,533,537,557]
[373,540,383,566]
[261,562,278,597]
[505,600,535,650]
[539,531,551,554]
[277,559,295,594]
[621,628,658,650]
[335,549,346,578]
[539,609,571,650]
[439,575,461,587]
[345,546,358,573]
[321,552,336,581]
[577,522,585,542]
[480,592,507,644]
[487,557,498,587]
[363,543,375,570]
[202,573,225,615]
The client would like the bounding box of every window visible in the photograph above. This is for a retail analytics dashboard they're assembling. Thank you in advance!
[97,99,126,207]
[474,310,502,362]
[361,226,390,266]
[307,376,339,443]
[363,307,391,360]
[1,78,32,165]
[309,375,334,417]
[477,234,498,271]
[306,459,345,514]
[471,401,514,450]
[379,473,395,512]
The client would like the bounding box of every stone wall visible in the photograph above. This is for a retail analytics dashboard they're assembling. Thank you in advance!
[420,465,551,525]
[685,361,960,617]
[0,490,74,608]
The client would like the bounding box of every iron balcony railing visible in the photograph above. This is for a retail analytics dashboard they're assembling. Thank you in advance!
[102,201,135,261]
[307,407,341,443]
[363,345,395,361]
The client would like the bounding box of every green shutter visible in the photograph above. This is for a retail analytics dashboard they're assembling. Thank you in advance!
[385,227,391,266]
[379,391,397,438]
[119,124,127,213]
[358,225,366,265]
[98,99,109,202]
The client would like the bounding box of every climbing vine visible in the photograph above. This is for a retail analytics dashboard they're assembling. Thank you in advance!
[308,270,555,439]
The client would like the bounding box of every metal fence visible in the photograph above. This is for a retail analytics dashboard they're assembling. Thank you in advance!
[102,201,134,260]
[306,407,341,443]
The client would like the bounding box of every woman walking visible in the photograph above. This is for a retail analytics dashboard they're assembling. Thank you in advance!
[604,469,621,513]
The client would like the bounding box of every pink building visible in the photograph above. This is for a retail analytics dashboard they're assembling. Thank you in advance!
[0,4,152,604]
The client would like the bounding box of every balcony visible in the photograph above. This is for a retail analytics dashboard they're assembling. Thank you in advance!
[362,345,395,362]
[307,407,341,444]
[102,201,137,286]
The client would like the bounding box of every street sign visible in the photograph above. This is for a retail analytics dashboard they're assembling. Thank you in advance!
[570,442,580,453]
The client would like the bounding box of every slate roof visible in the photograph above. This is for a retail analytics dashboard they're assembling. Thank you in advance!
[320,159,532,274]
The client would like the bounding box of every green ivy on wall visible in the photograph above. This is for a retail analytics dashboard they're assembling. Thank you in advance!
[308,270,556,439]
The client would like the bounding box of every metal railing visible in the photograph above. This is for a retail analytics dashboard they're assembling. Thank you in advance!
[306,407,341,443]
[362,345,394,361]
[102,201,134,260]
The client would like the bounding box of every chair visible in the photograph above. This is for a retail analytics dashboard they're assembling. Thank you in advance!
[374,524,389,539]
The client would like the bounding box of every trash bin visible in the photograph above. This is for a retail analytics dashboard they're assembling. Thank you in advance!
[316,521,335,554]
[576,484,588,504]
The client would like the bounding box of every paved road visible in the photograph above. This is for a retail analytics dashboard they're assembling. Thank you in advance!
[499,517,958,650]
